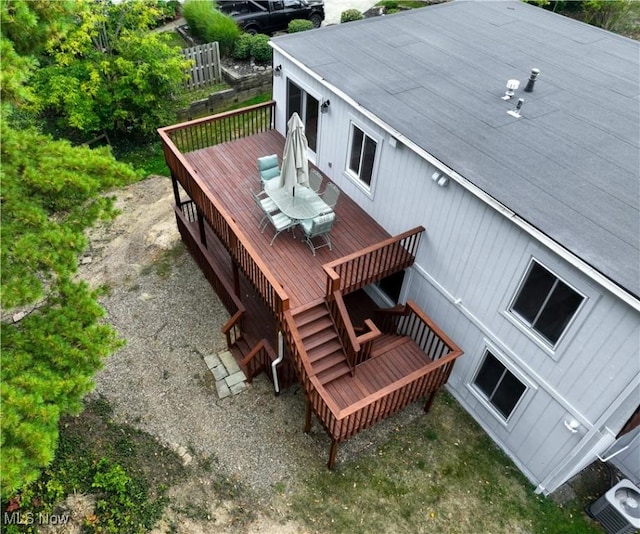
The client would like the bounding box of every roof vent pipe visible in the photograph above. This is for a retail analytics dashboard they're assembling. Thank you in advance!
[524,68,540,92]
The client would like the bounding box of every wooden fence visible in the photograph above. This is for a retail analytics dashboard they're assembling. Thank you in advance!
[182,42,223,90]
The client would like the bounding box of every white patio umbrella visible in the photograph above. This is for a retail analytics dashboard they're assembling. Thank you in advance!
[280,112,309,196]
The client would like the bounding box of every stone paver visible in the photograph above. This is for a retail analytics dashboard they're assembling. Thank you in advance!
[211,364,228,381]
[225,370,247,388]
[204,354,221,370]
[215,380,231,399]
[204,350,248,399]
[219,351,241,374]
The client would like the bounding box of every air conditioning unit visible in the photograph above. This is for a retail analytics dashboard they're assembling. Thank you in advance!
[587,479,640,534]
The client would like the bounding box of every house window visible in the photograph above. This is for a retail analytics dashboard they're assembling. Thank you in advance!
[348,124,377,187]
[474,351,526,420]
[510,260,584,346]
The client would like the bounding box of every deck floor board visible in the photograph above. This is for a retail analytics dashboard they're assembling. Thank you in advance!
[182,131,392,309]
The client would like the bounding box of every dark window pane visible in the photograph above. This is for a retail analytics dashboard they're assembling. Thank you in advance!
[349,126,364,174]
[512,262,556,323]
[360,136,376,186]
[492,372,526,418]
[474,353,504,398]
[305,94,318,152]
[535,281,583,344]
[287,81,302,122]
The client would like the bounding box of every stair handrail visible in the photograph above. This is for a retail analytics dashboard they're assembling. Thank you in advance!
[240,338,277,383]
[324,267,382,370]
[221,309,245,349]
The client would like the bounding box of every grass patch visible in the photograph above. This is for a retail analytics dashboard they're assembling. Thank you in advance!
[164,29,189,49]
[2,396,186,533]
[291,392,600,534]
[140,244,186,278]
[376,1,432,10]
[112,139,169,177]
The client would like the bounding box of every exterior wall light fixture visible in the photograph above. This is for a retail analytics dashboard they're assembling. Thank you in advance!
[274,65,282,76]
[431,171,449,187]
[320,99,330,113]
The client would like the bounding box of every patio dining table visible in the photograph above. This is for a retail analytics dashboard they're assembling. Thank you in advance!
[266,185,332,221]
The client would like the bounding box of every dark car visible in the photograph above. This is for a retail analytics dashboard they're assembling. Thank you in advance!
[217,0,325,34]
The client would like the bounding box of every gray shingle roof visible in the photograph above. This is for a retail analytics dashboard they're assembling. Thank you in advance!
[273,1,640,299]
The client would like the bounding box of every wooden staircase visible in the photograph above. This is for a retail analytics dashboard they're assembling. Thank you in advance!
[292,301,351,385]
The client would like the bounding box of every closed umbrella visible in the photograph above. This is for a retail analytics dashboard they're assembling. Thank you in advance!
[280,112,309,196]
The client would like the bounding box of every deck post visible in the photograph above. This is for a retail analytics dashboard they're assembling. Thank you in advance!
[171,173,181,206]
[197,210,207,246]
[232,260,240,297]
[304,396,312,433]
[328,439,339,470]
[423,391,437,413]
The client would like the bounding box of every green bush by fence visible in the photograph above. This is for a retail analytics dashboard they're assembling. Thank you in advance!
[183,0,240,56]
[288,19,314,33]
[341,9,364,23]
[250,34,272,63]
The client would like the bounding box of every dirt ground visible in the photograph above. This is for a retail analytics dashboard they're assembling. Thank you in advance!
[78,176,311,533]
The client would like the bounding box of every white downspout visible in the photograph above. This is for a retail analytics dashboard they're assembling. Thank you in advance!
[271,331,284,395]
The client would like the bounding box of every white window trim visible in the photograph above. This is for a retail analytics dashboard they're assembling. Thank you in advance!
[467,340,537,429]
[500,250,598,361]
[344,120,380,197]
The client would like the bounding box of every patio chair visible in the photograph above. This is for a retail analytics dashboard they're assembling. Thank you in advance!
[257,154,281,189]
[320,183,340,210]
[300,212,336,255]
[310,182,340,219]
[309,168,323,193]
[252,190,278,231]
[263,209,297,246]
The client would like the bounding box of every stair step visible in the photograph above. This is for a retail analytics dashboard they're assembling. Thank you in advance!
[311,352,346,374]
[317,362,351,385]
[298,316,334,339]
[293,304,329,328]
[304,328,339,352]
[307,339,343,362]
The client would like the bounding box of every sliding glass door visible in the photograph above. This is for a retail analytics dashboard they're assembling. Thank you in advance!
[286,79,319,160]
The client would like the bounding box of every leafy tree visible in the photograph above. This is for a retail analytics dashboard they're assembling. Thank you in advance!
[32,0,190,139]
[0,122,139,498]
[0,0,75,107]
[582,0,638,33]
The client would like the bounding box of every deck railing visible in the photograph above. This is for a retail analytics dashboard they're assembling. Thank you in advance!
[160,103,290,316]
[240,339,277,383]
[324,226,424,296]
[375,300,461,364]
[162,100,275,153]
[283,300,463,468]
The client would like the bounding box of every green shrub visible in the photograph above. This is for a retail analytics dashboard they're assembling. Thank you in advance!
[379,0,399,9]
[233,32,253,60]
[157,0,181,21]
[183,0,240,56]
[250,34,272,63]
[288,19,314,33]
[340,9,364,23]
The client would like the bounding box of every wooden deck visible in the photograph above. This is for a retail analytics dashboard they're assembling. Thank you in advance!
[159,102,463,468]
[181,130,393,309]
